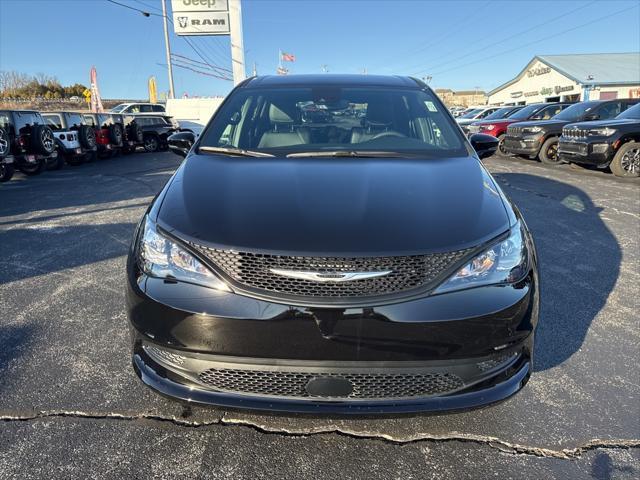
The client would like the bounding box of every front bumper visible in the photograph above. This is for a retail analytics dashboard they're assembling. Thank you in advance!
[557,139,615,166]
[127,252,539,412]
[502,134,544,156]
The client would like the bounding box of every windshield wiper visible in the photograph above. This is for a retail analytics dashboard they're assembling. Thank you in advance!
[286,150,415,158]
[198,146,275,157]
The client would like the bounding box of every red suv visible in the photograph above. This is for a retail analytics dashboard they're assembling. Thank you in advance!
[469,103,570,156]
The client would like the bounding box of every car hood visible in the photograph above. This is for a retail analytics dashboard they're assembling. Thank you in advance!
[564,118,640,129]
[157,154,511,255]
[456,118,480,126]
[473,118,517,127]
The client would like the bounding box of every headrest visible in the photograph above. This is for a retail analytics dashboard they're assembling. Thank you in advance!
[269,104,296,124]
[365,99,393,127]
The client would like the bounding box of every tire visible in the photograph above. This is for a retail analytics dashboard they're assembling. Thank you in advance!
[18,159,45,176]
[143,134,159,152]
[539,137,562,165]
[31,125,56,155]
[0,127,9,158]
[0,163,14,182]
[79,125,97,150]
[47,151,66,170]
[495,134,509,157]
[610,141,640,178]
[129,123,143,144]
[109,124,123,146]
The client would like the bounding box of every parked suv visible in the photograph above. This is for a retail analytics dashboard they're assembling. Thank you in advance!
[502,99,638,164]
[558,102,640,177]
[111,103,165,114]
[0,110,57,178]
[0,123,12,182]
[42,111,97,168]
[469,103,570,156]
[82,113,124,158]
[133,114,178,152]
[466,106,523,135]
[456,106,503,133]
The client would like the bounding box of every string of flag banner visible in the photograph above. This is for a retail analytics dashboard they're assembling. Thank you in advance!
[277,50,296,75]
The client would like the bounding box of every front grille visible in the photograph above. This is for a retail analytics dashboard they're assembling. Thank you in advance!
[189,245,471,300]
[563,128,588,139]
[198,368,464,399]
[558,141,587,155]
[507,126,522,136]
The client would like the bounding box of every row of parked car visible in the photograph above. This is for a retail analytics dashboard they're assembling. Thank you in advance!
[0,107,180,182]
[453,100,640,178]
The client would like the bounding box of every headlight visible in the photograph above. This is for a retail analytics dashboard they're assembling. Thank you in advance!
[483,124,495,131]
[588,127,616,137]
[138,216,230,291]
[434,223,529,294]
[522,126,542,134]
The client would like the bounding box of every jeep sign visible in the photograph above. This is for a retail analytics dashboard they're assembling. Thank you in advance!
[171,0,229,13]
[172,11,230,35]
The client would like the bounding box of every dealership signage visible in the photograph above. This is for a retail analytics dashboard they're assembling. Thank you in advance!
[171,0,230,35]
[527,66,551,77]
[510,91,523,98]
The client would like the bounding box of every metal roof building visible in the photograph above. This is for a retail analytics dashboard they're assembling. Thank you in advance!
[488,53,640,105]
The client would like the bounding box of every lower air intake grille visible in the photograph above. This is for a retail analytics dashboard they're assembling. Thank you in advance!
[198,368,465,399]
[188,245,471,299]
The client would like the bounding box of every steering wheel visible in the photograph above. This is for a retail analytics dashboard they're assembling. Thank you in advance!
[370,130,406,140]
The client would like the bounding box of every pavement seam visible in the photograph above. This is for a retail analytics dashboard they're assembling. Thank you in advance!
[1,410,638,460]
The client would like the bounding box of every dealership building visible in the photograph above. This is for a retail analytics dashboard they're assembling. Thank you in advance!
[488,53,640,106]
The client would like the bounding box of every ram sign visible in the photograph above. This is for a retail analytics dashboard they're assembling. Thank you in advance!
[171,0,230,35]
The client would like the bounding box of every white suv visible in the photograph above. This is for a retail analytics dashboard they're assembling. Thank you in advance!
[111,103,166,114]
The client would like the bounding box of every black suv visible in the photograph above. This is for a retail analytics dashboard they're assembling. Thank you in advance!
[82,113,124,158]
[559,102,640,177]
[42,111,97,167]
[503,99,638,164]
[0,110,57,179]
[121,115,144,154]
[133,114,178,152]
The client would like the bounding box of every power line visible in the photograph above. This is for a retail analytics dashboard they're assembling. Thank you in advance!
[428,3,639,78]
[132,0,164,14]
[408,0,598,76]
[172,61,233,80]
[171,53,233,73]
[105,0,160,17]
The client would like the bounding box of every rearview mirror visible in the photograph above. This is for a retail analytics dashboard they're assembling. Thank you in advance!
[469,133,499,159]
[168,131,195,158]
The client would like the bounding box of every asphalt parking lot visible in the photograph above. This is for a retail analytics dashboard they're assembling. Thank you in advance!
[1,152,638,479]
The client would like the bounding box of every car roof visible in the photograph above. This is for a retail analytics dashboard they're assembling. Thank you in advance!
[243,74,420,89]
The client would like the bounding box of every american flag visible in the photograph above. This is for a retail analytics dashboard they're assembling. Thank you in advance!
[281,52,296,62]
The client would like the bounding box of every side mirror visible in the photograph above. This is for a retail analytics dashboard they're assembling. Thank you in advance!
[469,133,499,159]
[168,131,195,158]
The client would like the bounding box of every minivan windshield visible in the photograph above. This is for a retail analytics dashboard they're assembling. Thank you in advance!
[551,101,599,122]
[458,108,482,119]
[200,86,465,157]
[111,104,127,113]
[617,103,640,120]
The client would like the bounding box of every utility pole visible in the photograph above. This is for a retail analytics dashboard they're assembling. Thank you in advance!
[229,0,246,85]
[252,62,257,77]
[161,0,175,99]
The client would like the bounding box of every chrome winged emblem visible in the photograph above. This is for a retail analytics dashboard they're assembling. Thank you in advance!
[269,268,392,283]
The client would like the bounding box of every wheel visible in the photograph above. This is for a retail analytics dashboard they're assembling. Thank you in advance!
[144,135,159,152]
[495,134,509,157]
[31,125,56,155]
[18,159,45,176]
[539,137,562,165]
[79,125,97,150]
[610,141,640,178]
[0,163,14,182]
[109,124,123,146]
[47,152,66,170]
[0,128,9,158]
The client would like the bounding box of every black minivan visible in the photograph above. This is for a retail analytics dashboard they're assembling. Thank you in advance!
[127,75,539,413]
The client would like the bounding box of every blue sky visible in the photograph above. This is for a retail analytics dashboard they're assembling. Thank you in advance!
[0,0,638,99]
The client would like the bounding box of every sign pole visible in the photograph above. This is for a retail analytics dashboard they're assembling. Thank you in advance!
[162,0,175,99]
[229,0,246,85]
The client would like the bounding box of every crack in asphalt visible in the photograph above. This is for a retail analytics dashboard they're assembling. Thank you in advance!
[1,410,638,460]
